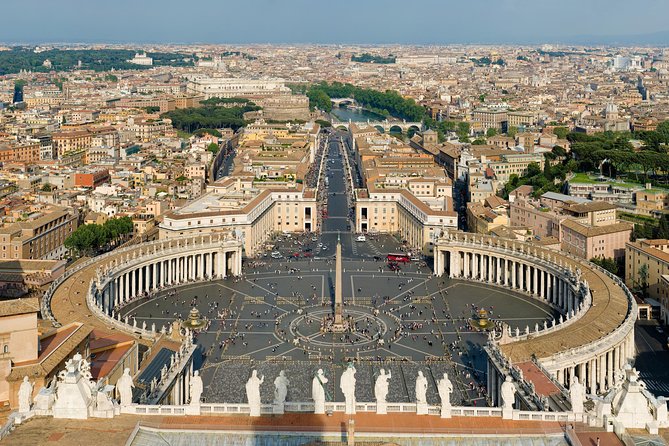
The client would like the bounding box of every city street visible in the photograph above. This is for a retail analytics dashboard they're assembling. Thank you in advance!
[635,321,669,396]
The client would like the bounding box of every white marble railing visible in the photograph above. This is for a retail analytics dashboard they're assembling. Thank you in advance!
[121,402,576,422]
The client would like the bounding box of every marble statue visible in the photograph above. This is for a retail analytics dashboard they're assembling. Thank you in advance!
[18,376,33,413]
[312,369,328,414]
[117,368,135,406]
[245,370,264,417]
[437,373,453,415]
[415,371,428,405]
[273,371,289,405]
[570,376,585,415]
[374,369,391,414]
[501,376,516,410]
[340,364,357,415]
[189,371,203,406]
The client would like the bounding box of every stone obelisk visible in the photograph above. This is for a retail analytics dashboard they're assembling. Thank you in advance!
[333,233,344,330]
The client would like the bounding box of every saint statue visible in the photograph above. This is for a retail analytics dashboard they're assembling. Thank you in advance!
[437,373,453,410]
[570,376,585,414]
[501,376,516,410]
[340,364,357,415]
[18,376,33,413]
[245,370,264,417]
[274,371,289,405]
[415,371,428,405]
[374,368,391,414]
[312,369,328,414]
[189,370,203,406]
[116,368,135,406]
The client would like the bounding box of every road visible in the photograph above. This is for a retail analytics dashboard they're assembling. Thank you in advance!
[635,321,669,395]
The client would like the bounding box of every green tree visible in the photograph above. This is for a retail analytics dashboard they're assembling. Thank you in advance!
[590,257,619,275]
[553,127,569,139]
[41,183,53,192]
[486,128,498,138]
[638,263,649,297]
[507,126,518,139]
[307,89,332,112]
[207,142,220,154]
[657,215,669,239]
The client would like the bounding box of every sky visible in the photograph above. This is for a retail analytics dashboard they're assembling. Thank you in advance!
[2,0,669,45]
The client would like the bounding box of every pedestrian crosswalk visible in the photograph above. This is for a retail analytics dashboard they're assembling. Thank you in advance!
[638,372,669,395]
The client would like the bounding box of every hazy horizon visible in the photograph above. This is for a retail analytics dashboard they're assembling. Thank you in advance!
[2,0,669,46]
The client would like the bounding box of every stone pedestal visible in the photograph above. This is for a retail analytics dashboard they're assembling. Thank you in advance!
[416,402,428,415]
[502,408,514,420]
[52,372,93,419]
[33,387,56,415]
[273,403,285,415]
[249,404,261,417]
[377,401,387,415]
[440,406,451,418]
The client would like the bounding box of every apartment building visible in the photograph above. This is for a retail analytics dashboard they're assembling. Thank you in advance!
[466,201,508,234]
[472,108,508,132]
[186,77,290,99]
[355,188,457,254]
[0,141,41,163]
[159,178,317,256]
[52,130,92,158]
[74,169,111,188]
[626,239,669,322]
[0,206,78,260]
[560,219,632,261]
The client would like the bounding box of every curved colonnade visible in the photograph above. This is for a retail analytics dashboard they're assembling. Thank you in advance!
[434,231,636,397]
[44,234,243,338]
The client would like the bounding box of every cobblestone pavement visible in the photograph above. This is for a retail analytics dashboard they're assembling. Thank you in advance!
[121,256,558,407]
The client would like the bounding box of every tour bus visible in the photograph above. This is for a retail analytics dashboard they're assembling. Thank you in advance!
[386,253,410,263]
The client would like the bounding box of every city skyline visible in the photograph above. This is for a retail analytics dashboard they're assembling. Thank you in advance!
[2,0,669,46]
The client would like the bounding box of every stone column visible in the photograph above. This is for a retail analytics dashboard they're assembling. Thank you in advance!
[464,252,470,278]
[139,266,144,294]
[511,260,516,289]
[598,354,605,392]
[124,272,129,302]
[589,359,596,395]
[533,267,538,296]
[539,270,544,298]
[606,350,613,389]
[577,363,585,384]
[547,273,553,304]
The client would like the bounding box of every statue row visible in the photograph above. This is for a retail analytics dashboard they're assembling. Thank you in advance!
[239,367,455,417]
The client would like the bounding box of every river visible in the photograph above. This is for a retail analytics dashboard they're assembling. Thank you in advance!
[330,106,385,122]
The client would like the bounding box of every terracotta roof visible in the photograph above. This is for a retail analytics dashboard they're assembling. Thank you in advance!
[562,201,617,213]
[560,219,632,237]
[0,297,39,317]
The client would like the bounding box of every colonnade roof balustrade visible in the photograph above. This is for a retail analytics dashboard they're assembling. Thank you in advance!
[436,232,635,364]
[44,234,241,342]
